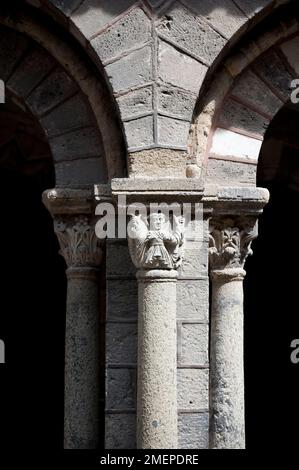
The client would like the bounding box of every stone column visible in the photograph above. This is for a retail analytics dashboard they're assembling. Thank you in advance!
[209,217,258,449]
[54,215,103,449]
[128,213,184,449]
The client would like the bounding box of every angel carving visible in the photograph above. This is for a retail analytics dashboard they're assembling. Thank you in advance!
[128,212,184,270]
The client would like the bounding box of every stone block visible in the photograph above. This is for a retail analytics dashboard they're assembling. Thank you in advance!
[27,69,78,116]
[158,40,207,94]
[117,86,153,120]
[206,158,257,186]
[234,0,271,17]
[181,0,247,39]
[178,369,209,410]
[157,115,190,148]
[184,216,208,244]
[128,148,187,178]
[280,36,299,76]
[147,0,165,8]
[105,413,136,449]
[8,46,55,98]
[179,242,208,277]
[157,3,226,65]
[106,368,137,410]
[50,127,102,161]
[178,413,209,449]
[157,84,195,120]
[91,7,151,63]
[106,323,137,365]
[48,0,82,16]
[253,50,294,102]
[179,323,209,366]
[40,94,92,137]
[71,0,136,39]
[105,45,152,93]
[106,241,136,276]
[55,157,106,185]
[218,98,269,137]
[231,70,283,118]
[177,280,209,322]
[0,29,30,81]
[107,280,138,320]
[124,115,154,149]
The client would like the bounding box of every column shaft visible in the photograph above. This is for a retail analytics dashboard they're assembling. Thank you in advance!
[137,269,178,449]
[210,268,245,449]
[64,267,100,449]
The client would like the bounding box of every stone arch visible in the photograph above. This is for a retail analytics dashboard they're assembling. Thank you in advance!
[20,0,291,167]
[190,3,299,183]
[0,6,126,185]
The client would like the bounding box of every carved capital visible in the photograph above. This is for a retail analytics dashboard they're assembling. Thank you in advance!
[209,217,258,272]
[128,213,184,271]
[54,215,102,268]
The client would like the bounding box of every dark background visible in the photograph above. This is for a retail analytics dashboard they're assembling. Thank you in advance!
[0,170,67,450]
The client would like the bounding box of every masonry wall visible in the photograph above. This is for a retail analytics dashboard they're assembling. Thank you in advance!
[105,216,210,449]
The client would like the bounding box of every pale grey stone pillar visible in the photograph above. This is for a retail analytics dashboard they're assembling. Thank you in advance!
[137,269,178,449]
[54,216,103,449]
[209,217,258,449]
[128,212,184,449]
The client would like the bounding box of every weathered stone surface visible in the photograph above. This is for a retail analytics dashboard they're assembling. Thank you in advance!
[180,324,209,366]
[206,158,257,186]
[210,269,246,448]
[27,69,78,116]
[107,280,138,320]
[105,414,136,449]
[157,3,226,65]
[91,7,151,63]
[124,115,154,149]
[105,45,152,93]
[231,70,283,117]
[280,36,299,76]
[55,157,106,186]
[40,94,93,136]
[179,243,208,278]
[48,0,82,16]
[157,115,190,147]
[71,0,136,39]
[158,40,207,94]
[177,280,209,322]
[0,29,30,81]
[117,86,153,120]
[137,270,178,449]
[128,148,186,177]
[147,0,165,8]
[253,50,294,102]
[184,217,208,243]
[106,323,137,365]
[181,0,247,39]
[50,128,102,161]
[64,271,101,449]
[234,0,272,17]
[106,368,136,410]
[218,98,269,136]
[106,241,136,276]
[178,369,209,409]
[8,46,55,98]
[178,413,209,449]
[157,84,195,120]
